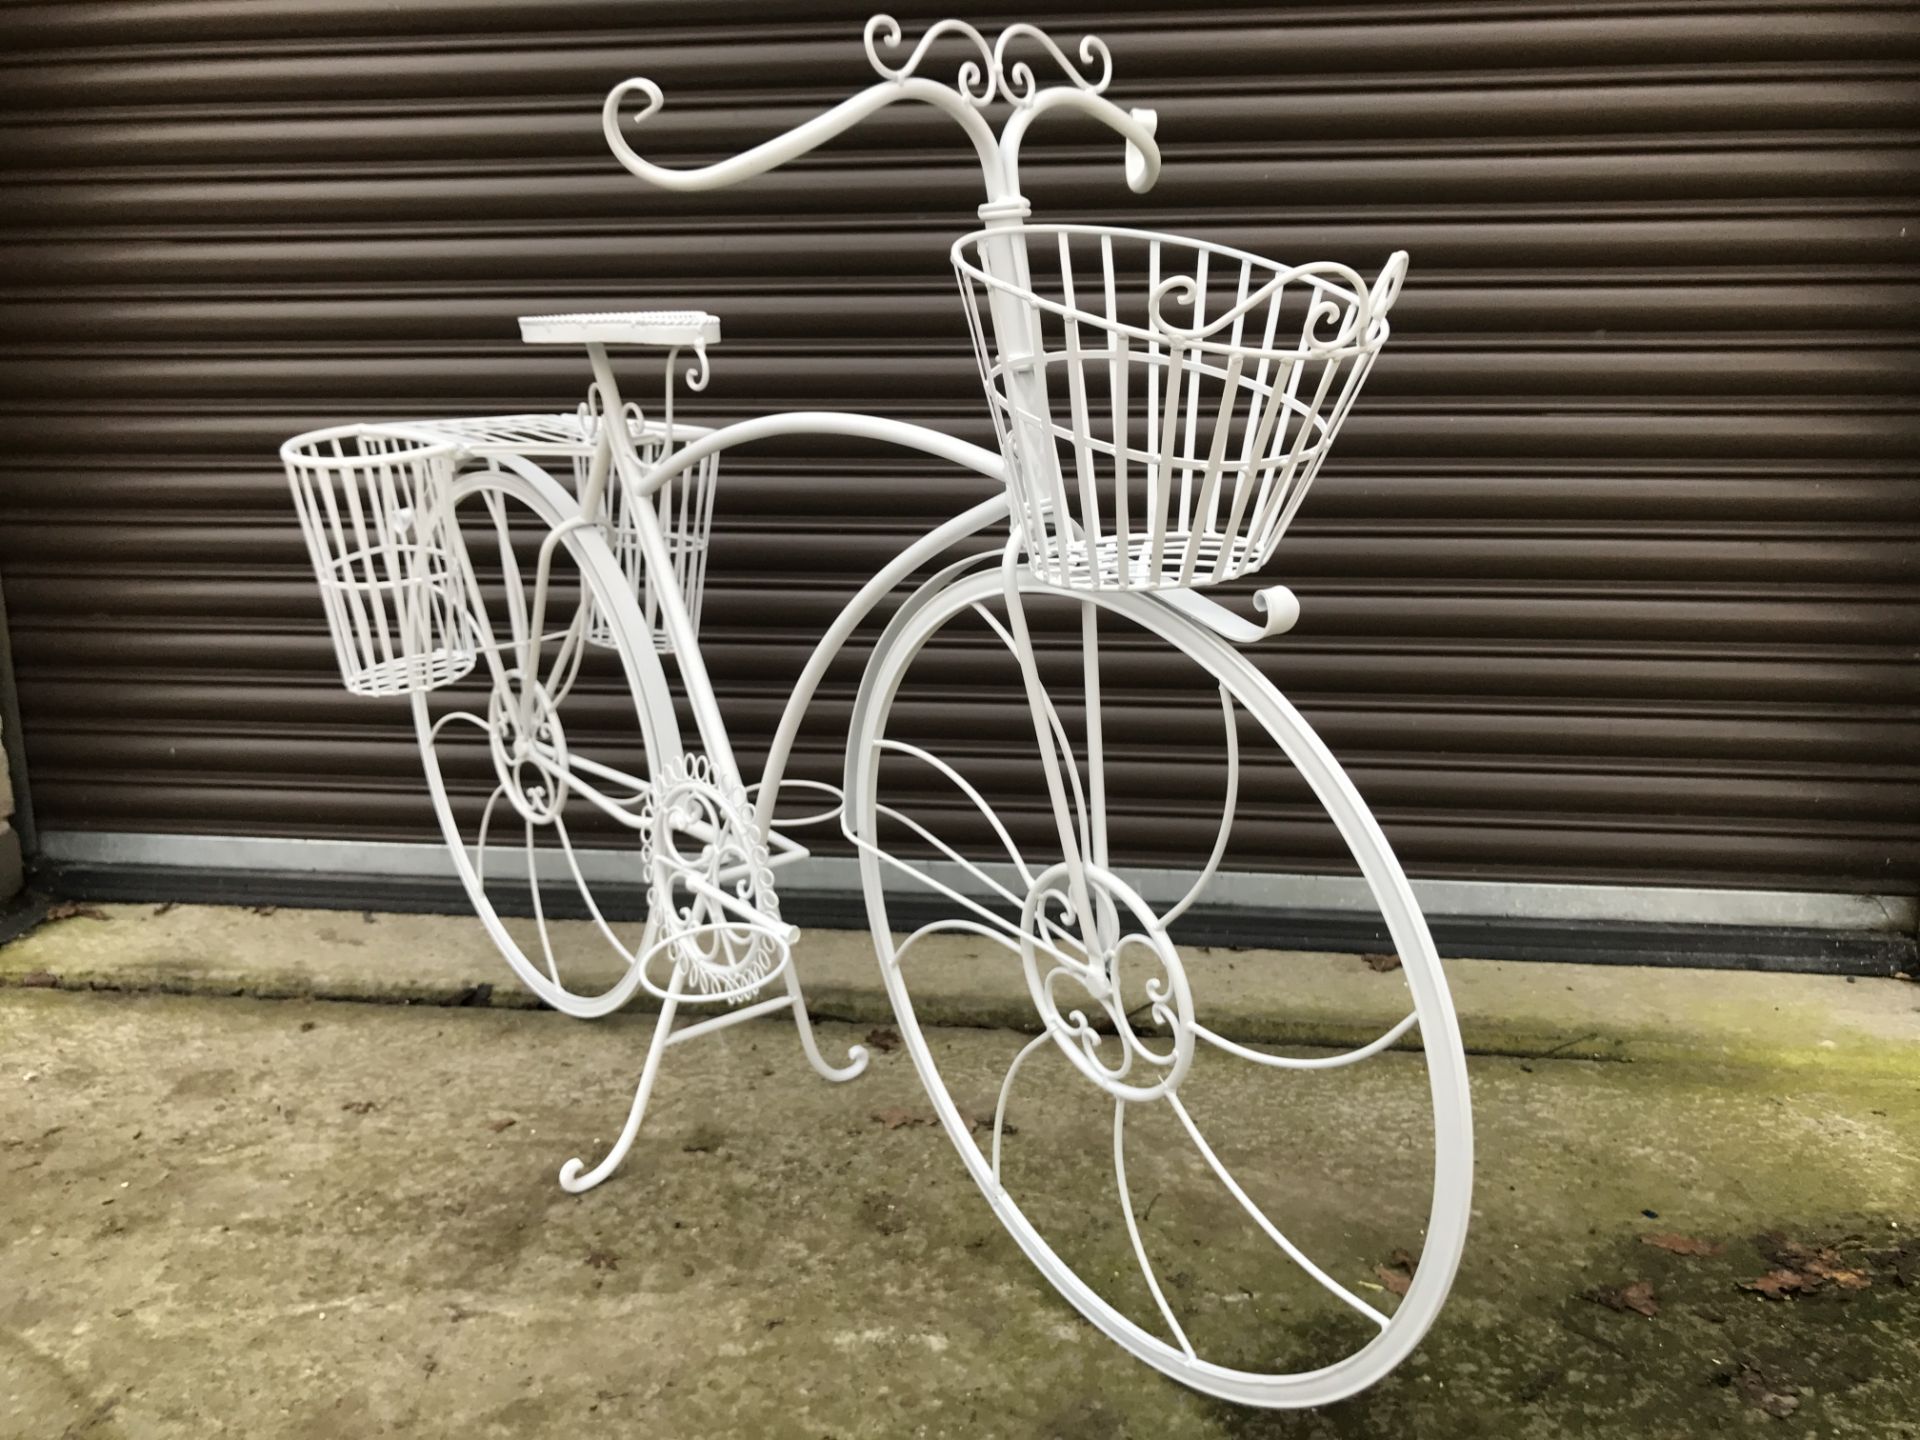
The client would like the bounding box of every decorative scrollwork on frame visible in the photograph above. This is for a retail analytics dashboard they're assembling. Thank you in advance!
[992,22,1113,107]
[1147,260,1376,358]
[864,14,998,106]
[604,75,667,134]
[641,754,788,1003]
[864,14,1118,112]
[1019,862,1194,1103]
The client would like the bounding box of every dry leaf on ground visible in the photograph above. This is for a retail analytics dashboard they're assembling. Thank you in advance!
[1359,953,1402,973]
[1739,1269,1817,1300]
[1734,1363,1800,1418]
[864,1026,902,1053]
[44,902,110,923]
[1374,1248,1419,1297]
[1586,1279,1658,1318]
[871,1104,1005,1135]
[1740,1233,1873,1297]
[1640,1232,1724,1257]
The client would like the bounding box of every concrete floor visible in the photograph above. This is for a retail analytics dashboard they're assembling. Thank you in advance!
[3,909,1919,1438]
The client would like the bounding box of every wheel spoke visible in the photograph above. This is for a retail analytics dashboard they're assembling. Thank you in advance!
[472,782,505,885]
[428,708,490,741]
[895,917,1023,966]
[1116,1101,1195,1358]
[1191,1013,1419,1071]
[543,606,591,705]
[1167,1092,1389,1330]
[561,748,653,805]
[1157,685,1238,929]
[550,813,649,980]
[871,799,1028,913]
[970,601,1092,863]
[484,485,532,680]
[524,818,561,987]
[991,1031,1051,1184]
[453,487,515,696]
[870,868,1080,974]
[873,738,1033,887]
[530,749,649,833]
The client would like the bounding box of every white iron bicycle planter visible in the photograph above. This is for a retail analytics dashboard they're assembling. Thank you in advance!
[280,15,1471,1408]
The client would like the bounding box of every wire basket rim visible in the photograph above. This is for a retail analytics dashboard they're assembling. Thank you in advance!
[280,421,465,468]
[951,221,1405,362]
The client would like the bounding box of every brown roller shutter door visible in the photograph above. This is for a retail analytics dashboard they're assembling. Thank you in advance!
[0,2,1915,894]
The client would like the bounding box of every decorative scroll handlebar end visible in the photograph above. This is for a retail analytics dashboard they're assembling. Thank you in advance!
[1124,106,1159,193]
[1369,251,1412,334]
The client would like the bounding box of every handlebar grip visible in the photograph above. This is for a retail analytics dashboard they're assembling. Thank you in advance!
[1124,107,1160,193]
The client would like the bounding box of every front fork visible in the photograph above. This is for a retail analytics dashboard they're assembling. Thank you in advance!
[996,538,1124,961]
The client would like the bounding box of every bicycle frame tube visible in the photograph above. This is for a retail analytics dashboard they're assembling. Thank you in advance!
[756,492,1010,837]
[584,406,1011,808]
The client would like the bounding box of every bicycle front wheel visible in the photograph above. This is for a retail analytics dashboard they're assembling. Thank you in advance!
[847,566,1472,1407]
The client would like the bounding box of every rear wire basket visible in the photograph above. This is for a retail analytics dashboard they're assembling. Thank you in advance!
[568,404,718,656]
[953,223,1407,592]
[280,424,476,697]
[398,408,720,659]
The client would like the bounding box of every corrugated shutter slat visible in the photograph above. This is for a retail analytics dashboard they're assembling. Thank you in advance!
[0,1,1915,893]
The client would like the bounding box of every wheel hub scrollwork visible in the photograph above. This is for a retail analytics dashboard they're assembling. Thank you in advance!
[1019,861,1194,1103]
[488,674,569,825]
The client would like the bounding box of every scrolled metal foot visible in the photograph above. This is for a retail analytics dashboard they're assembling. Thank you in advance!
[556,973,684,1195]
[785,965,870,1082]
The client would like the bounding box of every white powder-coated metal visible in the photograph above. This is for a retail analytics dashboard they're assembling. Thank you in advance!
[278,13,1471,1409]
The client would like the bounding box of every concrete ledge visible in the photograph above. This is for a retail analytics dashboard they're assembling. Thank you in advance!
[3,901,1917,1074]
[30,853,1920,974]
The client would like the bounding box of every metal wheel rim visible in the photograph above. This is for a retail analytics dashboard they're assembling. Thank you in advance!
[850,566,1473,1407]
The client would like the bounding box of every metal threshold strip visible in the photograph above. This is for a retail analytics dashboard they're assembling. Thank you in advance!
[28,830,1917,977]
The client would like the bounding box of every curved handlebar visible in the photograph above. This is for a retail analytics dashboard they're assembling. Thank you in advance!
[602,77,1004,198]
[600,13,1163,208]
[1001,89,1160,197]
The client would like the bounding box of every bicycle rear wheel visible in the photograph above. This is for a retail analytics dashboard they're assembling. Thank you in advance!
[847,565,1471,1407]
[413,456,687,1018]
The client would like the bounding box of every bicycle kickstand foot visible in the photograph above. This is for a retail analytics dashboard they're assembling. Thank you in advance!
[559,972,685,1194]
[783,961,870,1084]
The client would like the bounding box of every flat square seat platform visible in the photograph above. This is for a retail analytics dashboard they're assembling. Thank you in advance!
[404,411,708,459]
[518,310,720,348]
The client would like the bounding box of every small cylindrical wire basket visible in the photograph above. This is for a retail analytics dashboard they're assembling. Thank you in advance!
[953,222,1407,592]
[281,423,476,696]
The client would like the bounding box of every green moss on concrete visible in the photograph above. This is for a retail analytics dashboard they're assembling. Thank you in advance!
[5,987,1918,1438]
[6,904,1919,1078]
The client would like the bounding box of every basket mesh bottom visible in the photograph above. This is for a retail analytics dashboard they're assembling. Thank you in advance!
[341,646,477,698]
[1031,529,1266,592]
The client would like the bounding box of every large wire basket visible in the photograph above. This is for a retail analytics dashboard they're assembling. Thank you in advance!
[953,223,1407,592]
[281,424,476,697]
